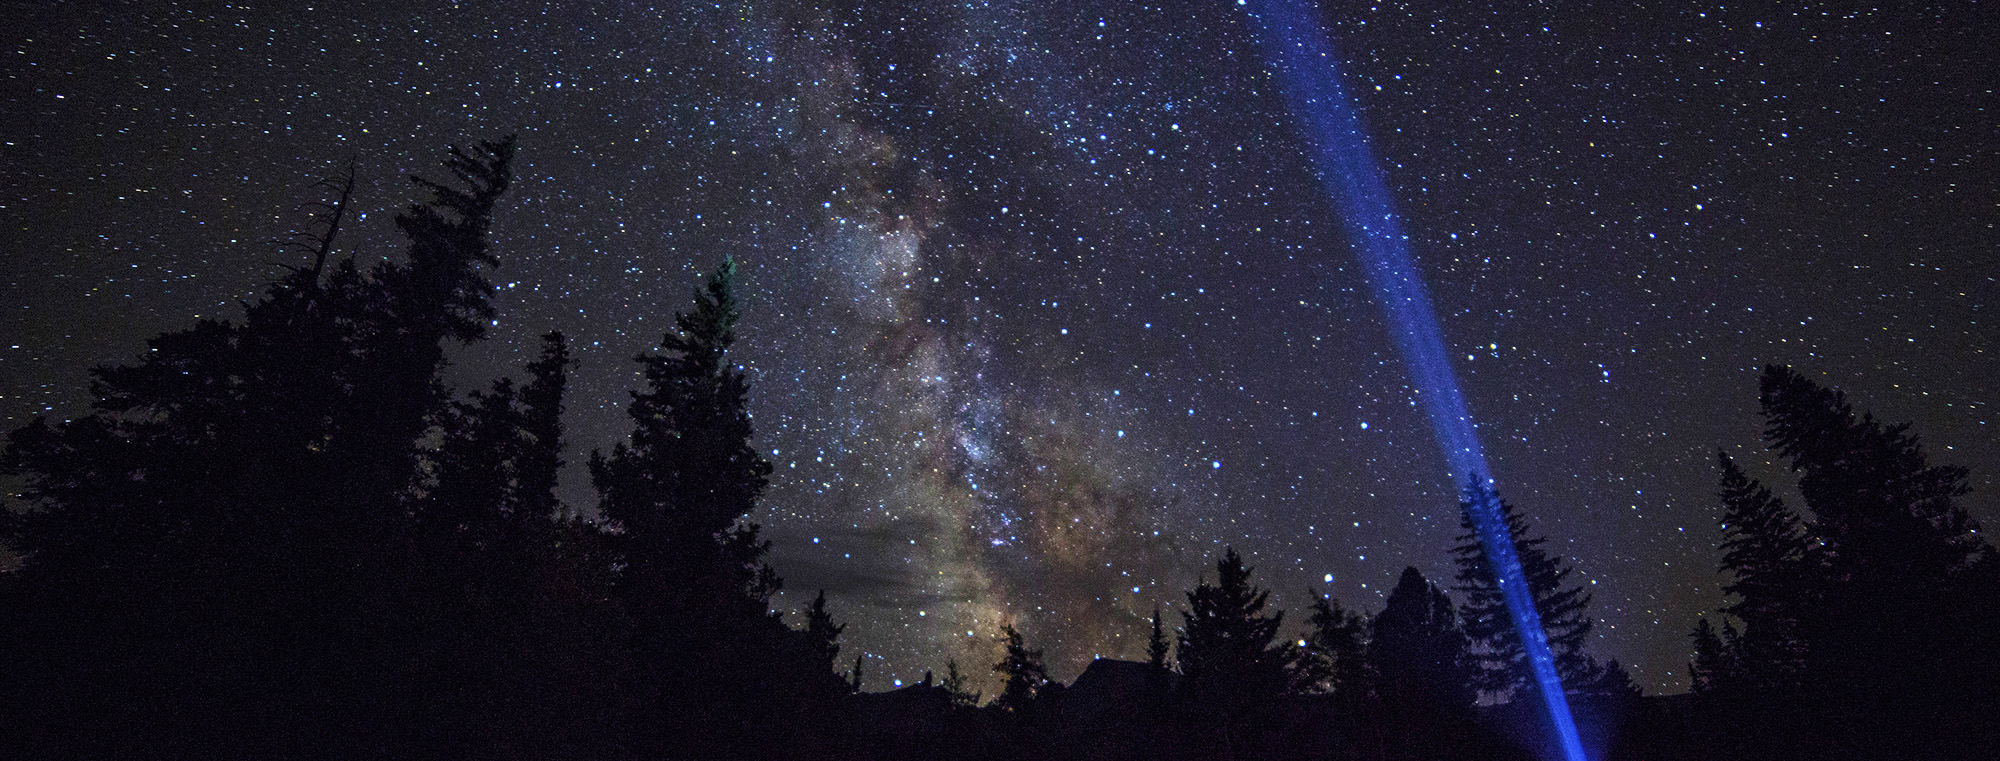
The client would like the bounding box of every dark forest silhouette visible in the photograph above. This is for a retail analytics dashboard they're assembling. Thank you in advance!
[4,141,1997,760]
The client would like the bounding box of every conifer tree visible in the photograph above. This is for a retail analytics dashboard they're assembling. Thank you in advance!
[1371,567,1475,714]
[410,367,546,756]
[1687,617,1731,697]
[1365,567,1480,760]
[1757,365,1984,579]
[588,256,808,757]
[1735,366,2000,758]
[424,377,522,546]
[942,659,981,707]
[0,138,516,758]
[515,331,574,526]
[417,331,572,535]
[1715,453,1811,619]
[1451,483,1598,701]
[4,136,515,577]
[994,624,1049,711]
[336,137,518,538]
[804,589,845,675]
[1303,590,1371,702]
[591,255,775,616]
[1148,605,1172,670]
[1579,659,1642,703]
[1712,451,1811,691]
[1177,548,1297,707]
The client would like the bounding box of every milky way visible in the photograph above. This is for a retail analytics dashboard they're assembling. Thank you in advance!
[4,1,1995,695]
[746,11,1191,684]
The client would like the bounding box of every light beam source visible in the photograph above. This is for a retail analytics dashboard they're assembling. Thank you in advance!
[1237,2,1589,759]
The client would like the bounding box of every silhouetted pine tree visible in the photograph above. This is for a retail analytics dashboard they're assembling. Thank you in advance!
[1731,366,2000,758]
[591,255,775,616]
[1367,567,1479,761]
[1178,548,1295,700]
[1296,590,1365,698]
[424,376,522,546]
[1371,567,1475,714]
[1295,589,1372,758]
[1687,618,1729,697]
[942,658,981,707]
[412,371,523,755]
[1716,453,1812,621]
[1148,605,1173,669]
[1758,366,1986,578]
[336,137,517,543]
[994,624,1049,712]
[1711,451,1811,692]
[485,334,626,759]
[1452,482,1598,702]
[1175,547,1299,759]
[406,329,597,758]
[0,138,516,759]
[1579,659,1642,703]
[588,255,834,757]
[515,331,573,526]
[805,589,846,675]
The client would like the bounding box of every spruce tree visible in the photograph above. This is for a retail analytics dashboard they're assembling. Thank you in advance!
[588,256,792,756]
[1579,659,1642,703]
[0,138,516,758]
[1303,590,1371,702]
[1148,605,1172,669]
[1177,548,1297,710]
[1687,617,1731,696]
[410,329,593,757]
[423,377,522,547]
[515,331,574,526]
[1716,452,1811,619]
[1451,482,1597,702]
[336,137,518,540]
[1367,567,1480,760]
[804,589,845,675]
[1742,366,2000,758]
[1371,567,1476,714]
[994,624,1049,712]
[1712,451,1811,691]
[942,659,981,707]
[591,255,775,616]
[1757,365,1984,579]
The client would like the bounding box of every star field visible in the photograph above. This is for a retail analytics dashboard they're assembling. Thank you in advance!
[3,1,1994,695]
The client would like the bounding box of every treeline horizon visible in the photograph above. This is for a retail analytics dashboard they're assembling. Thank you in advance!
[4,140,1997,760]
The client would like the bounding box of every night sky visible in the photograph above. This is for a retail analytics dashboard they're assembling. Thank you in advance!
[4,1,1994,695]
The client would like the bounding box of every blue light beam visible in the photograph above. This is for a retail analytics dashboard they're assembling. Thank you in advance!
[1237,2,1588,760]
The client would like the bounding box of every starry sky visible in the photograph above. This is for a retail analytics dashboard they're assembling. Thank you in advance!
[3,1,1994,695]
